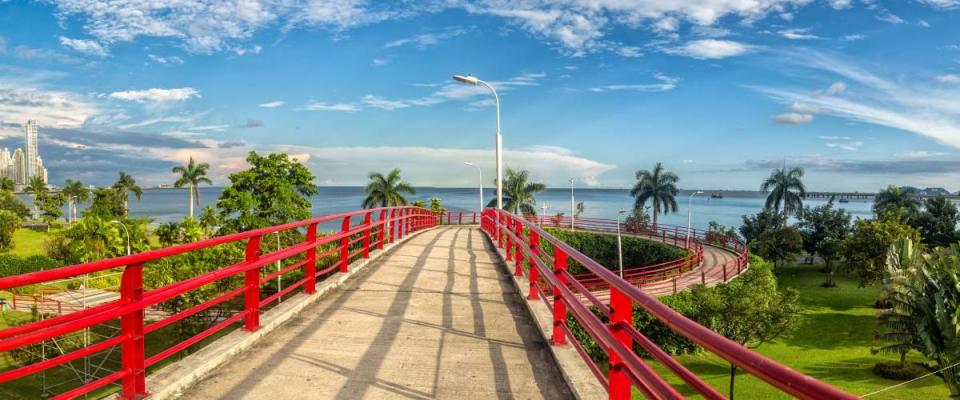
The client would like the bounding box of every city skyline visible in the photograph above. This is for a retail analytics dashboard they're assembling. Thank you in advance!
[0,120,48,188]
[0,2,959,191]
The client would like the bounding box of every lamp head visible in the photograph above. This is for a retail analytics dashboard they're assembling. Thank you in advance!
[453,74,479,85]
[618,208,626,214]
[464,161,474,166]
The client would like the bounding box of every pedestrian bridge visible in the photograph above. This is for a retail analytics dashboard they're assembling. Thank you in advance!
[0,207,857,400]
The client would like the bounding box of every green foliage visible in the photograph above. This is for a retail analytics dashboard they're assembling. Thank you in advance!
[0,254,61,278]
[363,168,415,208]
[624,205,651,227]
[873,185,921,220]
[876,239,960,396]
[0,210,22,250]
[797,200,852,287]
[704,220,739,246]
[486,168,545,215]
[843,213,922,287]
[429,197,445,215]
[739,209,785,244]
[914,195,960,249]
[630,162,678,226]
[750,226,803,270]
[0,192,30,218]
[872,361,930,381]
[84,187,126,219]
[37,193,66,224]
[57,216,150,263]
[112,171,143,216]
[542,228,688,275]
[761,166,806,218]
[172,157,213,217]
[198,205,219,238]
[217,152,318,232]
[411,200,426,208]
[157,217,204,246]
[0,176,14,193]
[62,179,90,222]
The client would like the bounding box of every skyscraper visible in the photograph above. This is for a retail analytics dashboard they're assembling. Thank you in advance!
[0,148,9,179]
[13,148,25,184]
[24,120,37,179]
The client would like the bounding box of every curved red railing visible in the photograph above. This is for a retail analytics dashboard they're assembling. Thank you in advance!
[480,208,857,400]
[0,206,436,400]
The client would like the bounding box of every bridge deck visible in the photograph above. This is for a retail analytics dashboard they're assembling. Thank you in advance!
[186,226,573,400]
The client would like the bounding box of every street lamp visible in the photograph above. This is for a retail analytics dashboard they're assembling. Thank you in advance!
[686,191,704,248]
[617,208,626,278]
[110,220,131,256]
[464,161,483,215]
[453,74,502,211]
[569,178,575,230]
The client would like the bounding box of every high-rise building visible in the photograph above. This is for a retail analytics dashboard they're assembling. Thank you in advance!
[0,148,9,179]
[36,156,47,184]
[13,148,25,185]
[24,120,38,179]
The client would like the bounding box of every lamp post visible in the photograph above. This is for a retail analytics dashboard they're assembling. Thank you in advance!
[110,220,131,256]
[464,161,483,215]
[453,74,502,211]
[685,191,704,248]
[569,178,575,230]
[540,204,548,226]
[617,208,626,278]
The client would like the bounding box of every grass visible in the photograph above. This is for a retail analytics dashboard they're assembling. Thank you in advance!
[6,229,51,258]
[640,263,948,399]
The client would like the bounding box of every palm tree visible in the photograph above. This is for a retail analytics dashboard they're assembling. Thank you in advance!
[0,176,15,193]
[24,175,47,218]
[62,179,90,223]
[761,166,806,222]
[873,185,920,218]
[873,238,921,366]
[363,168,415,208]
[485,169,546,215]
[172,157,213,218]
[112,171,143,216]
[630,162,679,227]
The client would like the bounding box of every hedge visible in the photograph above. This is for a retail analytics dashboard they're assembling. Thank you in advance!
[541,228,689,275]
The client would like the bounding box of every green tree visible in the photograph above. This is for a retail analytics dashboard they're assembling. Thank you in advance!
[876,239,960,396]
[761,166,806,221]
[630,162,678,227]
[689,258,800,399]
[24,175,47,218]
[0,192,30,218]
[37,193,66,227]
[873,185,921,219]
[155,222,180,247]
[172,157,213,218]
[61,216,149,262]
[429,197,445,215]
[750,226,803,271]
[915,195,960,248]
[739,209,785,244]
[362,168,415,208]
[112,171,143,216]
[84,187,126,219]
[411,200,426,208]
[0,210,22,251]
[198,205,219,238]
[0,176,15,193]
[874,238,922,366]
[843,212,922,286]
[217,152,318,232]
[486,169,546,215]
[797,200,852,287]
[62,179,90,223]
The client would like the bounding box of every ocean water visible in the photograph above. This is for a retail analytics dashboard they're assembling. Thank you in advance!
[37,186,876,229]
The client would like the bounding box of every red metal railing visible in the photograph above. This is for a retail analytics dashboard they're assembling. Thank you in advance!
[480,208,857,400]
[0,206,436,400]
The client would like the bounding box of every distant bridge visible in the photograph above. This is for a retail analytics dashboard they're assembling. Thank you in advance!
[0,207,857,399]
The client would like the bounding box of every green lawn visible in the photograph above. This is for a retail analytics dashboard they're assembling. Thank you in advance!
[643,263,947,399]
[6,229,51,258]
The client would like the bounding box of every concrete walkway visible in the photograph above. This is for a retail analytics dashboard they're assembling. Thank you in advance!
[186,227,573,400]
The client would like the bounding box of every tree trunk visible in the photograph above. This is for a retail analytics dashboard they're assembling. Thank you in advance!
[729,364,737,400]
[189,186,194,218]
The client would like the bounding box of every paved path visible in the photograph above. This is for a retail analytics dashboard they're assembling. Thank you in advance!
[187,226,573,400]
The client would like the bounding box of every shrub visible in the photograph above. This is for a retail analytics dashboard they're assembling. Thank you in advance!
[0,209,21,250]
[542,228,689,275]
[872,361,930,381]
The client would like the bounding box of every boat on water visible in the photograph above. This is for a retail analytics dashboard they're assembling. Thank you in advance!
[710,192,724,199]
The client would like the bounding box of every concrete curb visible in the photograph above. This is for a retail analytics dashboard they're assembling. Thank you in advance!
[133,228,435,400]
[480,230,608,400]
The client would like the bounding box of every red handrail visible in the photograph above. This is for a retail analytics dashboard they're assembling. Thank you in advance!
[480,208,857,400]
[0,206,437,399]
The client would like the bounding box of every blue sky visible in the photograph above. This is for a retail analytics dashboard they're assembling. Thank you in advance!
[1,1,959,191]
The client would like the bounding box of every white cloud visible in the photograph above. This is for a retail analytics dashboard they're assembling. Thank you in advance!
[617,46,643,57]
[371,58,388,66]
[895,150,950,159]
[666,39,752,59]
[842,34,865,41]
[0,86,97,129]
[384,28,465,49]
[778,28,821,40]
[109,87,200,103]
[147,54,184,65]
[590,73,678,93]
[825,141,863,151]
[58,36,109,56]
[937,74,960,83]
[819,135,852,140]
[877,12,905,24]
[303,101,359,112]
[772,113,813,124]
[361,94,410,110]
[816,81,847,97]
[829,0,853,9]
[789,102,821,114]
[258,100,284,108]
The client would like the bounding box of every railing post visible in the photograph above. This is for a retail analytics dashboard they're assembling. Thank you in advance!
[363,211,372,258]
[340,216,351,272]
[447,212,451,225]
[120,263,147,399]
[528,231,540,299]
[608,288,633,400]
[379,210,387,249]
[723,263,728,282]
[244,236,262,332]
[505,218,514,262]
[701,269,706,285]
[552,247,568,345]
[514,220,524,277]
[673,277,678,294]
[497,212,504,249]
[305,223,318,294]
[473,212,477,224]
